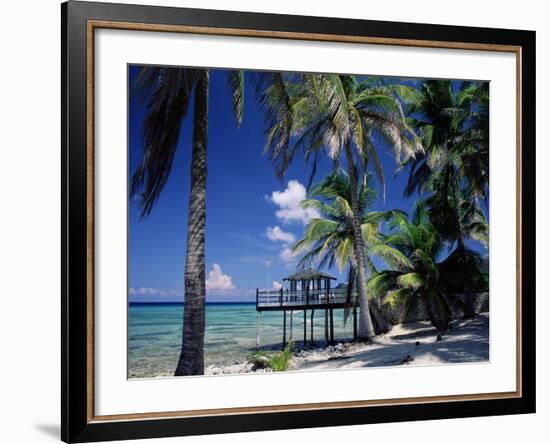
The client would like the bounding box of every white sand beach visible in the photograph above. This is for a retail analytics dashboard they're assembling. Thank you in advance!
[205,313,489,375]
[291,312,489,371]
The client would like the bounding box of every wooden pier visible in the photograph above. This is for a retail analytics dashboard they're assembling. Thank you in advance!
[255,269,358,349]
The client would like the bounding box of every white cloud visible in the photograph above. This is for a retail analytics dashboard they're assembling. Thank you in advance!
[129,280,258,300]
[279,247,298,263]
[129,287,161,296]
[129,287,182,297]
[272,281,283,290]
[269,180,319,225]
[205,263,235,291]
[266,226,296,244]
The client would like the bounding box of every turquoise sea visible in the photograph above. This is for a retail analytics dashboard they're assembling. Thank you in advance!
[128,302,355,378]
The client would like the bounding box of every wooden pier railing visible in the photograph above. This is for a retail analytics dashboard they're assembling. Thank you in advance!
[256,287,356,311]
[255,287,360,347]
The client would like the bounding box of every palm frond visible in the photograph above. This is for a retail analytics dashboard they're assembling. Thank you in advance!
[368,244,413,270]
[383,288,413,307]
[131,67,198,217]
[396,272,424,289]
[253,72,294,179]
[363,133,385,201]
[325,74,351,143]
[335,237,354,272]
[367,271,398,298]
[292,218,339,253]
[387,84,423,106]
[227,70,245,127]
[130,66,163,101]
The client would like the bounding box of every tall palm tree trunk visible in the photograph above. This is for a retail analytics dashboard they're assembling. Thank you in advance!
[422,293,451,332]
[369,302,392,334]
[175,71,209,376]
[457,237,476,319]
[343,143,375,339]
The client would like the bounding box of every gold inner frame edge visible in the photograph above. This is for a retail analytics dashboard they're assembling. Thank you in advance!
[85,19,523,423]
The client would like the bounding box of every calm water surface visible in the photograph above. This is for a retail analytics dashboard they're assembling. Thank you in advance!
[128,302,355,378]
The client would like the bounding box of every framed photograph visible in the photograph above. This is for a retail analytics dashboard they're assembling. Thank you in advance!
[62,1,535,442]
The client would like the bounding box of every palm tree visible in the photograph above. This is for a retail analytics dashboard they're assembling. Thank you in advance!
[403,80,489,239]
[367,201,484,331]
[292,172,403,333]
[453,81,489,201]
[130,67,245,376]
[257,73,422,339]
[402,80,489,317]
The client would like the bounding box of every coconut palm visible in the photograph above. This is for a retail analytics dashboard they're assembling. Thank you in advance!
[453,81,489,201]
[258,73,422,339]
[292,171,404,333]
[130,67,245,376]
[403,80,489,240]
[402,80,489,317]
[403,80,454,191]
[427,176,488,248]
[367,201,484,331]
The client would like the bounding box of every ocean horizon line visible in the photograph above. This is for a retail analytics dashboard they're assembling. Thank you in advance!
[129,301,256,306]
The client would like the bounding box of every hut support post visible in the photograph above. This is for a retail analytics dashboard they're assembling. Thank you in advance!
[303,310,307,346]
[324,309,329,343]
[282,310,287,349]
[310,309,315,344]
[330,308,334,344]
[289,311,293,341]
[256,311,261,350]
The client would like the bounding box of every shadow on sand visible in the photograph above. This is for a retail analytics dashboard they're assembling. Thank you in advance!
[298,313,489,370]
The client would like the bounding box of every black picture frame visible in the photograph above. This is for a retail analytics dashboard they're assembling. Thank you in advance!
[62,1,536,442]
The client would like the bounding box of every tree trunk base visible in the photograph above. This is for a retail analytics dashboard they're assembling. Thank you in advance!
[369,301,392,334]
[462,293,476,319]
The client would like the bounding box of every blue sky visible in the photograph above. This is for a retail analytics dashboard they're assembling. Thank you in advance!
[128,67,486,303]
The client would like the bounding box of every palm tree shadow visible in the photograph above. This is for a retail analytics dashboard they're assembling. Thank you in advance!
[297,314,489,370]
[329,342,418,368]
[425,337,489,363]
[391,327,438,341]
[34,424,59,440]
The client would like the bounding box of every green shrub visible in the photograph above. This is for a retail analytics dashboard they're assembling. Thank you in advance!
[248,341,294,372]
[269,341,294,371]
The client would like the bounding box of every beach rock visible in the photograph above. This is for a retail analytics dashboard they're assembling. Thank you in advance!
[204,361,255,375]
[251,355,270,371]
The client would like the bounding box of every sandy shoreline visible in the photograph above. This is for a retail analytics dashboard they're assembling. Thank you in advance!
[204,312,489,375]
